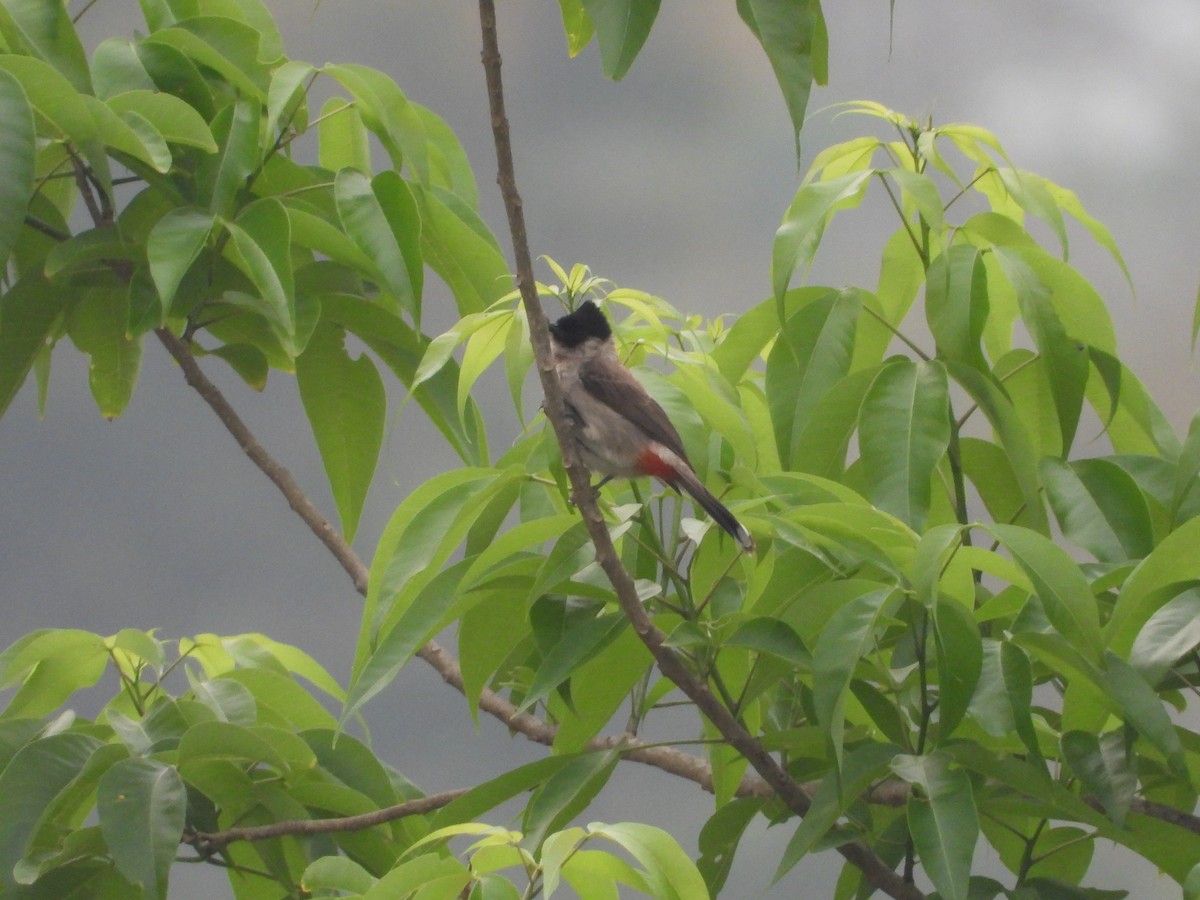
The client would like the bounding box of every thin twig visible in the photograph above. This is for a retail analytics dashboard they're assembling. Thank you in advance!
[183,789,467,852]
[475,4,922,898]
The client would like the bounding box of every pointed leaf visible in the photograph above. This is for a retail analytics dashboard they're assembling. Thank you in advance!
[578,0,661,80]
[1129,588,1200,686]
[334,168,421,320]
[764,288,857,468]
[1101,651,1187,779]
[985,524,1102,662]
[147,207,213,310]
[106,89,216,151]
[926,244,988,371]
[296,320,385,542]
[200,96,260,215]
[858,359,951,530]
[891,752,978,900]
[772,171,872,302]
[1060,730,1136,827]
[0,277,67,419]
[812,588,897,769]
[524,750,620,850]
[737,0,826,153]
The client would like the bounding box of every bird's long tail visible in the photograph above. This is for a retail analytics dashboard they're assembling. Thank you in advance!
[674,468,755,553]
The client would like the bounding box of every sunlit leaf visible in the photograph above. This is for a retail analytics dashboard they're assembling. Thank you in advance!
[772,171,872,303]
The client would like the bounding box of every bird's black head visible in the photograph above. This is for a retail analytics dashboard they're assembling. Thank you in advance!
[548,300,612,348]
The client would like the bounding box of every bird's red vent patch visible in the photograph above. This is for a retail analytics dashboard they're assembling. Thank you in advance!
[636,447,679,483]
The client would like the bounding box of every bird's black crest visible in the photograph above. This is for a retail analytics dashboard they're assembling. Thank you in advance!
[548,300,612,348]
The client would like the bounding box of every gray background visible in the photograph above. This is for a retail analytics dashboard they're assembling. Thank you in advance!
[3,1,1198,896]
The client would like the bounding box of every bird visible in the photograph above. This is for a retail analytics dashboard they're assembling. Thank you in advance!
[547,300,754,553]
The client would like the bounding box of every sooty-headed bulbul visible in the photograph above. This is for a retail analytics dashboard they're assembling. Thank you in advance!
[548,300,754,552]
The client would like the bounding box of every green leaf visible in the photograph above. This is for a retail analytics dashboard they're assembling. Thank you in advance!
[0,69,35,276]
[0,732,102,888]
[772,171,873,303]
[994,248,1089,455]
[725,616,809,667]
[1129,588,1200,686]
[318,96,370,173]
[523,750,620,851]
[106,90,217,151]
[295,320,385,542]
[143,17,271,100]
[1100,651,1187,779]
[1041,458,1154,563]
[176,721,286,772]
[578,0,661,80]
[323,63,429,182]
[230,204,306,351]
[97,758,185,900]
[933,598,982,742]
[696,798,762,896]
[775,742,898,879]
[67,288,143,419]
[200,96,260,215]
[812,588,898,769]
[302,855,376,894]
[858,359,950,531]
[946,363,1049,534]
[985,524,1102,662]
[0,277,67,420]
[334,168,422,321]
[765,288,857,468]
[265,58,312,134]
[736,0,826,153]
[586,822,710,900]
[0,0,93,92]
[413,183,512,315]
[556,0,595,56]
[891,752,978,900]
[521,613,628,719]
[1060,731,1136,827]
[926,244,988,371]
[146,207,213,311]
[1106,516,1200,656]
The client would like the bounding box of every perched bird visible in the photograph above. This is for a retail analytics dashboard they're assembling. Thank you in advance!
[548,300,754,552]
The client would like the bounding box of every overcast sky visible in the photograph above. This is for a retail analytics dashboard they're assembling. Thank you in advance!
[3,2,1198,897]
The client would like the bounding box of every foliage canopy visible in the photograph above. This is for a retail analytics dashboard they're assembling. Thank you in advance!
[2,1,1199,899]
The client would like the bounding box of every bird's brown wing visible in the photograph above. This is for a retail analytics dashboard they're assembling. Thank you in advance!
[578,363,692,465]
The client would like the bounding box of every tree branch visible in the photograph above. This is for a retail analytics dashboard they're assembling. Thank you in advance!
[183,789,467,853]
[475,4,922,898]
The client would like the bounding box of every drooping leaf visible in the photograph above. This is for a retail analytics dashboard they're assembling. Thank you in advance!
[933,598,982,742]
[0,277,67,420]
[1100,651,1187,779]
[737,0,827,154]
[412,183,512,315]
[696,798,763,895]
[66,287,143,418]
[317,96,370,173]
[146,207,213,311]
[323,62,429,182]
[764,288,856,469]
[577,0,661,80]
[812,588,898,769]
[925,244,989,371]
[295,320,386,542]
[556,0,596,56]
[97,758,185,900]
[985,524,1102,663]
[1060,731,1136,827]
[523,749,620,851]
[1106,516,1200,656]
[1129,588,1200,687]
[891,752,978,900]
